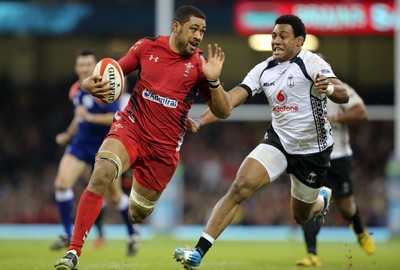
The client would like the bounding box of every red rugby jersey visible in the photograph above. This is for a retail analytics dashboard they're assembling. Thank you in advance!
[118,36,211,152]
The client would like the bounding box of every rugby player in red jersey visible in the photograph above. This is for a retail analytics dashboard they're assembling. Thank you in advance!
[54,5,231,270]
[51,49,139,257]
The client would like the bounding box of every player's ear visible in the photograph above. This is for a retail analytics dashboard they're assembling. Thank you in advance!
[296,35,304,47]
[171,20,180,34]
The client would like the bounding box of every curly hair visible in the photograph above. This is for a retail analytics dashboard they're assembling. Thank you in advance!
[275,14,306,41]
[173,5,206,25]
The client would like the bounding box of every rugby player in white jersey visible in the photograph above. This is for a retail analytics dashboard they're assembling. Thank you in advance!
[174,14,349,269]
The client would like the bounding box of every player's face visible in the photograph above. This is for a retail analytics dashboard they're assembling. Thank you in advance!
[75,55,97,81]
[271,24,303,62]
[175,16,206,57]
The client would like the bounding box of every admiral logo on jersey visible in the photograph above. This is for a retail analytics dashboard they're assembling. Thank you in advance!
[143,89,178,108]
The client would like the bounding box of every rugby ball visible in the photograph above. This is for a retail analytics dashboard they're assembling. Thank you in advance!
[93,58,124,104]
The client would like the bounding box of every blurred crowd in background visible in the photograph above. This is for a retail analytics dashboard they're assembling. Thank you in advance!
[0,76,392,227]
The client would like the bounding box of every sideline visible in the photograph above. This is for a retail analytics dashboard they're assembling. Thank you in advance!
[0,224,390,242]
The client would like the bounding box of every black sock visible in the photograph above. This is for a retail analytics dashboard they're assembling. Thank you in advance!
[347,208,364,234]
[303,219,321,255]
[195,237,212,258]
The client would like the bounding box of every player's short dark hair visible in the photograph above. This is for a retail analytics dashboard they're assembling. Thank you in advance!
[173,5,206,25]
[75,49,97,61]
[275,14,306,41]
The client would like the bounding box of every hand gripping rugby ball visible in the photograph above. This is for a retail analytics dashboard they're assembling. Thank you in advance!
[93,58,124,104]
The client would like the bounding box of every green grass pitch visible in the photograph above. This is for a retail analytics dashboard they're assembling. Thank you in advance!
[1,236,399,269]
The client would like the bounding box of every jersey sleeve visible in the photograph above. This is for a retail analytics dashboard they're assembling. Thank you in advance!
[241,61,266,98]
[68,80,81,102]
[118,38,148,75]
[307,53,336,80]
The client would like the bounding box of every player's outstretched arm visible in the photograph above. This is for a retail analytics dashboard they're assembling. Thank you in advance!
[186,108,220,134]
[55,118,78,146]
[188,86,248,133]
[328,102,368,124]
[75,106,115,126]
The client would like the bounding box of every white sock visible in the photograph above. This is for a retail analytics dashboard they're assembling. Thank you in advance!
[202,232,215,244]
[55,189,73,202]
[116,194,129,211]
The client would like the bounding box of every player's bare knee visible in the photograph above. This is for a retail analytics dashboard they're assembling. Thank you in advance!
[55,175,75,190]
[55,181,72,190]
[88,165,115,191]
[94,163,116,180]
[229,176,256,202]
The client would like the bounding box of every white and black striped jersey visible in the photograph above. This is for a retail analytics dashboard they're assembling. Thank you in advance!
[240,50,336,155]
[328,85,364,159]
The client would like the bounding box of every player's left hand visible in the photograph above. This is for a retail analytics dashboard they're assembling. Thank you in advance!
[186,117,201,133]
[314,73,331,94]
[75,106,90,121]
[200,44,225,81]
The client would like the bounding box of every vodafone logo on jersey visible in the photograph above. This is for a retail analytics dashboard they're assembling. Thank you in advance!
[275,90,287,105]
[273,90,299,113]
